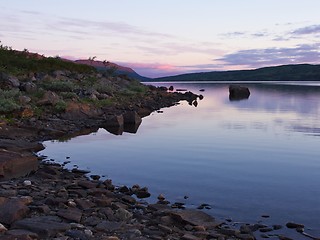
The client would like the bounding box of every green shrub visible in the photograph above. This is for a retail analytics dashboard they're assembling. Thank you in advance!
[0,44,96,75]
[81,97,114,107]
[93,83,115,94]
[96,98,114,107]
[40,80,75,92]
[60,92,78,100]
[0,99,20,113]
[0,89,20,98]
[54,100,67,113]
[0,89,21,113]
[30,89,46,100]
[30,106,45,118]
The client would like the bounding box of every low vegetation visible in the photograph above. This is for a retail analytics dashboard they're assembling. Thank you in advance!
[0,89,21,113]
[0,42,151,122]
[0,41,95,75]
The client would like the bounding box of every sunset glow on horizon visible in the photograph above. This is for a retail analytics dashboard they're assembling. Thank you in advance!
[1,0,320,78]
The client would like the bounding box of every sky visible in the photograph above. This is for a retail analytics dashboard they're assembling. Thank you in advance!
[1,0,320,78]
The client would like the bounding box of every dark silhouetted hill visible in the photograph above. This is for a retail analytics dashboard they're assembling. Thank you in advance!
[153,64,320,81]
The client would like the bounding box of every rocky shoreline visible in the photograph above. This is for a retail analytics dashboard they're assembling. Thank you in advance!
[1,102,317,240]
[0,48,318,240]
[0,157,317,240]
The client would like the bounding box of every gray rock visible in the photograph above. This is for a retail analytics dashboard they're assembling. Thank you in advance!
[218,227,238,236]
[95,220,123,232]
[83,216,101,226]
[229,85,250,101]
[19,96,32,104]
[259,227,273,232]
[286,222,305,229]
[273,224,283,230]
[74,199,95,210]
[99,207,115,220]
[12,216,70,238]
[21,82,37,93]
[170,210,218,227]
[77,180,97,189]
[66,229,89,240]
[0,223,7,233]
[0,73,20,89]
[182,233,202,240]
[57,208,82,223]
[37,91,60,106]
[52,70,67,78]
[121,195,136,205]
[0,190,17,197]
[0,197,30,224]
[114,208,133,221]
[5,229,38,238]
[123,111,142,125]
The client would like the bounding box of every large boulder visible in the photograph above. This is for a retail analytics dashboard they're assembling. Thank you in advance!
[61,102,103,120]
[0,197,32,225]
[229,85,250,101]
[20,82,37,93]
[123,111,142,125]
[0,73,20,89]
[170,209,222,228]
[0,149,38,180]
[12,216,70,238]
[37,91,60,106]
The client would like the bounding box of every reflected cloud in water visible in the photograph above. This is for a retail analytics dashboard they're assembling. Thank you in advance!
[227,84,320,116]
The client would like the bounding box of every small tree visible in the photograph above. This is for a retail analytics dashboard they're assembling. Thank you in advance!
[88,56,97,65]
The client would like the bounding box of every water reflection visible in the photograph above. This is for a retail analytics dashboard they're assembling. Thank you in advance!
[104,122,142,135]
[40,82,320,237]
[228,84,320,116]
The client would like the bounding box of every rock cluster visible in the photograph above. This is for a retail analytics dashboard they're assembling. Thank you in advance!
[0,162,221,239]
[0,161,313,240]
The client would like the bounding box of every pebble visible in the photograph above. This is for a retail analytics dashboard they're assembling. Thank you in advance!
[23,180,32,186]
[84,229,93,236]
[286,222,305,229]
[70,223,85,229]
[157,194,165,201]
[272,224,282,230]
[90,175,100,180]
[0,223,7,233]
[67,201,77,208]
[197,203,211,210]
[259,227,273,233]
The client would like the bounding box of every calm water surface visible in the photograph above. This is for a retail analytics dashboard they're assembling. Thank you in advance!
[40,82,320,237]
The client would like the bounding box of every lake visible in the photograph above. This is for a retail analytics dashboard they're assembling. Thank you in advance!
[40,82,320,238]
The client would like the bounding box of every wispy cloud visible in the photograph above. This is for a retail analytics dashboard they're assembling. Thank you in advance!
[223,31,246,37]
[217,44,320,68]
[135,42,223,57]
[1,10,176,44]
[50,17,174,39]
[222,30,269,39]
[292,24,320,35]
[21,10,41,15]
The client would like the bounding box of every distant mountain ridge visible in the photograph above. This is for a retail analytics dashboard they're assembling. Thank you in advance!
[75,59,150,81]
[154,64,320,82]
